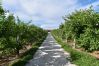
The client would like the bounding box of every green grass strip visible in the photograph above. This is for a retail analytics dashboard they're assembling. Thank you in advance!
[53,35,99,66]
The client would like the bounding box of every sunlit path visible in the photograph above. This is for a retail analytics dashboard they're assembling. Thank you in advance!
[25,32,76,66]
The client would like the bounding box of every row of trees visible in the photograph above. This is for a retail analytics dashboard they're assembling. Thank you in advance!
[52,7,99,52]
[0,3,47,57]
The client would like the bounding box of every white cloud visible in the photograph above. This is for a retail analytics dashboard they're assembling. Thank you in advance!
[3,0,18,6]
[14,12,31,21]
[5,0,98,29]
[19,0,78,18]
[41,24,59,30]
[17,0,79,29]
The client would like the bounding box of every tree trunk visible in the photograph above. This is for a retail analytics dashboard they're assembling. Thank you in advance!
[66,34,68,43]
[16,35,20,56]
[16,48,20,56]
[66,37,68,43]
[73,38,76,48]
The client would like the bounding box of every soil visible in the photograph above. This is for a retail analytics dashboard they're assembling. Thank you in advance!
[0,45,32,66]
[64,39,99,60]
[90,51,99,59]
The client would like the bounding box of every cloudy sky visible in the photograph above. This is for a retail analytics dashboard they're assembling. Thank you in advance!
[2,0,99,29]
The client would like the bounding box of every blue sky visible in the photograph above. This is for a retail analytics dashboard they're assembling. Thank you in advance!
[2,0,99,30]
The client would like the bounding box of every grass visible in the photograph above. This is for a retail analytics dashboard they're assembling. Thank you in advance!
[10,37,47,66]
[11,47,37,66]
[52,35,99,66]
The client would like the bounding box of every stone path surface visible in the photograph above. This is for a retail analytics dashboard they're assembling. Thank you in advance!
[25,33,76,66]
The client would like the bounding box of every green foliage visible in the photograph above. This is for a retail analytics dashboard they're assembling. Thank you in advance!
[53,7,99,51]
[0,2,48,57]
[79,28,99,51]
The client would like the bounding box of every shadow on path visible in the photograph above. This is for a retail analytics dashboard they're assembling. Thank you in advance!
[25,33,76,66]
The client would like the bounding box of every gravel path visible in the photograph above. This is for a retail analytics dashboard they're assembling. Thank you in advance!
[25,33,76,66]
